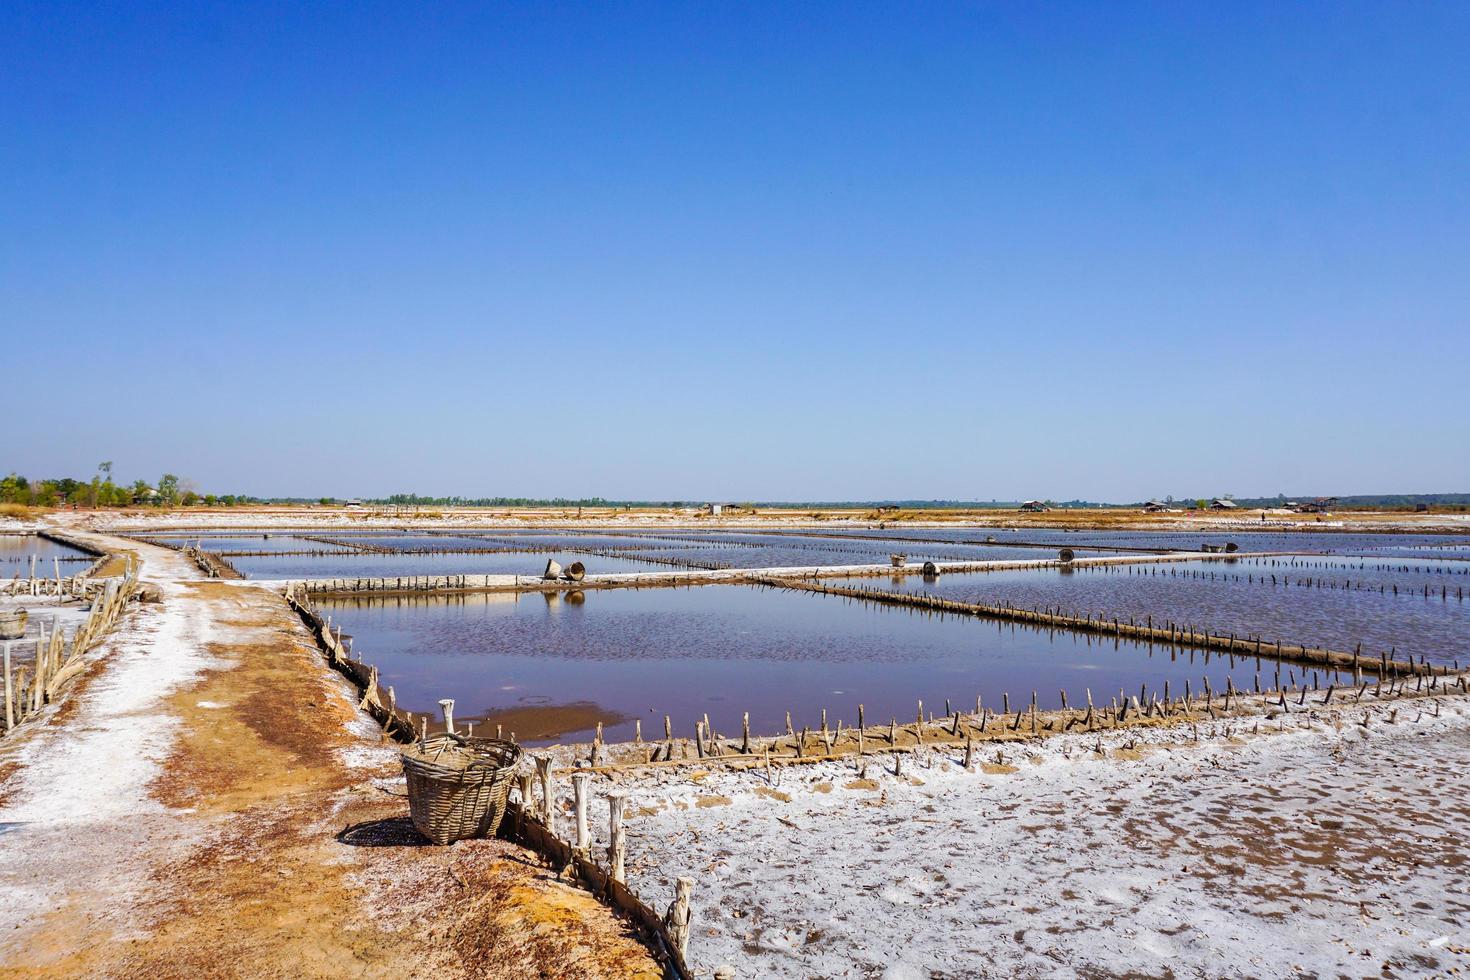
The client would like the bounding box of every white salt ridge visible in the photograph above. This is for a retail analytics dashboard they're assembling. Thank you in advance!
[0,552,232,942]
[0,577,225,824]
[611,702,1470,979]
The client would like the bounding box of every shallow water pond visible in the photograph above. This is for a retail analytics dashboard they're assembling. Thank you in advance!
[794,527,1470,557]
[227,550,677,580]
[320,583,1352,746]
[821,556,1470,666]
[0,534,91,570]
[146,534,359,553]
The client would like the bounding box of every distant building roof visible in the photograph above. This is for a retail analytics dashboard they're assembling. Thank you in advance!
[1209,498,1239,509]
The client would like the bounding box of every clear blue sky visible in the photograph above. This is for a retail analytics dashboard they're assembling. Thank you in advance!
[5,2,1467,502]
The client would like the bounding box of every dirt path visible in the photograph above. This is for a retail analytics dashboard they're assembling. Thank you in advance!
[0,526,660,978]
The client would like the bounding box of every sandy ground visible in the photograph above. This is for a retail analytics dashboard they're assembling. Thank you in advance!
[0,525,659,978]
[609,701,1470,978]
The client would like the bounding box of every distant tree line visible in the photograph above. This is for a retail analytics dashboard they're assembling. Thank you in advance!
[0,462,255,508]
[375,494,621,507]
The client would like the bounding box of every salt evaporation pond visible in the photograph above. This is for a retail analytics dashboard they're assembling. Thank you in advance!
[145,535,361,553]
[617,541,1067,570]
[460,530,1087,568]
[467,533,720,552]
[226,549,676,580]
[821,556,1470,666]
[788,526,1470,557]
[0,533,91,570]
[318,584,1353,746]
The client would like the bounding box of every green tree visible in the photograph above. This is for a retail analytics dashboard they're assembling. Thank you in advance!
[0,473,25,503]
[157,473,180,506]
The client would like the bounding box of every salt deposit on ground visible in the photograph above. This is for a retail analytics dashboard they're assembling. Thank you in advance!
[610,701,1470,979]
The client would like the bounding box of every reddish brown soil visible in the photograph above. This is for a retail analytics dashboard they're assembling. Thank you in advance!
[0,563,660,979]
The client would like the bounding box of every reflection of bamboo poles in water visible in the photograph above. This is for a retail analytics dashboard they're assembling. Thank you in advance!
[3,564,140,737]
[758,575,1445,677]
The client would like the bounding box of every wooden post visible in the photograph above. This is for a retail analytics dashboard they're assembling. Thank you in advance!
[607,793,628,883]
[666,877,693,960]
[3,641,12,731]
[517,770,534,816]
[535,755,554,829]
[572,773,590,852]
[439,698,455,735]
[32,631,47,708]
[741,711,751,754]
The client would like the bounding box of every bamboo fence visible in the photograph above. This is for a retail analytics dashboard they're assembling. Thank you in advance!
[281,582,695,979]
[2,565,140,737]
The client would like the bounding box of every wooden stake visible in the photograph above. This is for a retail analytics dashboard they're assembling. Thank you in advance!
[666,877,694,960]
[3,642,12,731]
[535,755,554,829]
[607,793,628,883]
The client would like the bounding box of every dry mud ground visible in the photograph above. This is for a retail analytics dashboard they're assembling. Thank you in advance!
[617,707,1470,979]
[0,530,658,979]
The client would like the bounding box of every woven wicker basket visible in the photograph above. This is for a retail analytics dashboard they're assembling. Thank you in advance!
[401,734,521,845]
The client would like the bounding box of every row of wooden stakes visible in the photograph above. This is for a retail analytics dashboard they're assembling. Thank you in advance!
[3,570,139,736]
[281,583,701,980]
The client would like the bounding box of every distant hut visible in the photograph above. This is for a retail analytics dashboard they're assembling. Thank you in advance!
[1209,498,1238,510]
[1142,500,1167,513]
[1018,500,1050,513]
[1293,496,1338,514]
